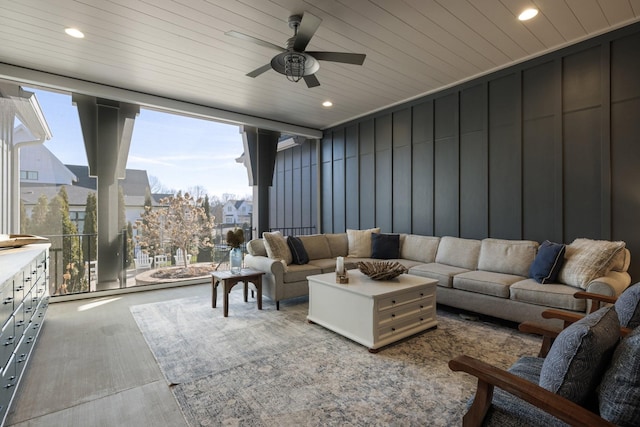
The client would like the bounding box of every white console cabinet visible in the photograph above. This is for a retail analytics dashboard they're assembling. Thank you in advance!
[0,244,49,425]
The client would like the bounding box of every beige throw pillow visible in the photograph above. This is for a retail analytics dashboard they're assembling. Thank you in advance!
[262,231,293,265]
[558,238,626,289]
[347,228,380,257]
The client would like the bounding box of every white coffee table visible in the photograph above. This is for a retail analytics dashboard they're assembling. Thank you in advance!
[307,270,438,352]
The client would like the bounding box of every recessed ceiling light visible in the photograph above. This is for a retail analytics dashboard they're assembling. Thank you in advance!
[322,101,333,107]
[65,28,85,38]
[518,8,538,21]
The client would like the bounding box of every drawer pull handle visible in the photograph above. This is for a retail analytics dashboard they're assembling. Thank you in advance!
[25,277,31,282]
[4,383,14,389]
[420,293,424,297]
[391,327,396,332]
[420,318,424,321]
[420,305,424,309]
[391,300,396,304]
[391,314,395,318]
[3,297,13,304]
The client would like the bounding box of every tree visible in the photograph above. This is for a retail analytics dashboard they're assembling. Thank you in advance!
[137,192,214,268]
[28,194,49,236]
[20,200,29,233]
[148,175,175,194]
[83,193,97,262]
[57,187,84,293]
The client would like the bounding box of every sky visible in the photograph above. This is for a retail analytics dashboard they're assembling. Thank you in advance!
[30,87,252,199]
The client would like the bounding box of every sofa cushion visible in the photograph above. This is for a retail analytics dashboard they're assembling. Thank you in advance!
[510,279,587,311]
[246,238,267,257]
[435,236,481,270]
[308,258,339,273]
[282,263,322,283]
[614,282,640,329]
[408,263,470,288]
[539,306,620,405]
[347,228,380,257]
[529,240,566,284]
[478,238,539,277]
[400,235,440,263]
[371,233,400,259]
[325,233,348,258]
[558,238,626,289]
[298,234,332,260]
[598,325,640,426]
[287,236,309,265]
[262,231,293,265]
[453,271,524,298]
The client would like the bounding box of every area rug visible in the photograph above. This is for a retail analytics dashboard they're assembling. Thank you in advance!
[131,290,539,426]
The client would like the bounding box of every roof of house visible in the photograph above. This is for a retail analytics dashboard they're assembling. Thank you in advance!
[19,144,76,185]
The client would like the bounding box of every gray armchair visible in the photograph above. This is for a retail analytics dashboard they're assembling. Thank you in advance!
[449,285,640,426]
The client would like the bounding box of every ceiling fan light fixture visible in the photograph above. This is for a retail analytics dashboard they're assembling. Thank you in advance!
[518,8,538,21]
[284,52,306,82]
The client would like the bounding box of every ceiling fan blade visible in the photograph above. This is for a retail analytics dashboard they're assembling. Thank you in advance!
[303,74,320,88]
[247,63,273,78]
[225,30,286,53]
[307,51,366,65]
[293,12,322,52]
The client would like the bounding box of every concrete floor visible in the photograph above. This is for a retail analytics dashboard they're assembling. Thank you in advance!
[5,283,211,427]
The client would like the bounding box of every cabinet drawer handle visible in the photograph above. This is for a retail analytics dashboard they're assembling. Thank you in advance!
[391,300,396,304]
[24,277,31,282]
[420,293,424,297]
[391,314,395,318]
[391,327,396,331]
[4,383,14,389]
[3,297,13,304]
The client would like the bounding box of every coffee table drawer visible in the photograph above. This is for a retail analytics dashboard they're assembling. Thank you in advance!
[377,296,435,325]
[377,311,437,341]
[377,287,434,311]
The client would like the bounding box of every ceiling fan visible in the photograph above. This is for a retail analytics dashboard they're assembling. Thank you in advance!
[225,12,366,88]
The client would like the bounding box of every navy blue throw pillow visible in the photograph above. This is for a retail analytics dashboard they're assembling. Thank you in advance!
[371,233,400,259]
[529,240,566,284]
[287,236,309,265]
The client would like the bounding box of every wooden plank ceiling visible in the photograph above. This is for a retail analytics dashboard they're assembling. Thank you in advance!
[0,0,638,132]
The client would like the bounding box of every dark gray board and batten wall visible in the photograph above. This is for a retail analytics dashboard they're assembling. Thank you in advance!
[269,22,640,280]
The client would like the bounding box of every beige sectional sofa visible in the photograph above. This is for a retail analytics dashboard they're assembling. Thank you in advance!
[245,233,631,325]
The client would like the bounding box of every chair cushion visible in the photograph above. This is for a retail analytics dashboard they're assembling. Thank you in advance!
[287,236,309,265]
[558,238,626,289]
[481,356,568,427]
[371,233,400,259]
[529,240,566,284]
[262,231,293,265]
[614,282,640,329]
[539,306,620,406]
[598,326,640,426]
[346,228,380,257]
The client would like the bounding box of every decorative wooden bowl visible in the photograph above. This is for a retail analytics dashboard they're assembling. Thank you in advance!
[357,261,408,281]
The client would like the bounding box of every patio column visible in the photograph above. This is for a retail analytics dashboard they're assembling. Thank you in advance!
[73,95,139,290]
[240,126,279,238]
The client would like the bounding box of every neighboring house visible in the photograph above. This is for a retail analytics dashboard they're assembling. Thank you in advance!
[222,200,252,225]
[19,145,157,233]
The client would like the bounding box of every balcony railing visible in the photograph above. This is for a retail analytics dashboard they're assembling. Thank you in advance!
[268,226,317,237]
[45,232,245,297]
